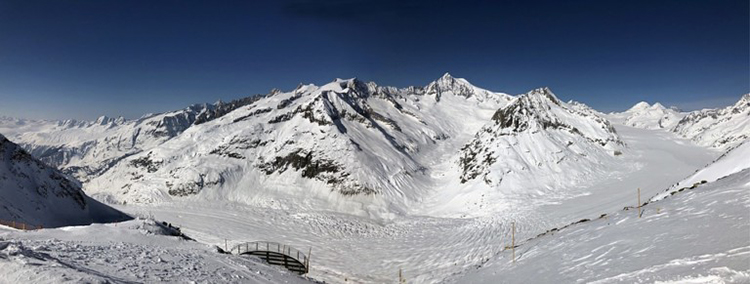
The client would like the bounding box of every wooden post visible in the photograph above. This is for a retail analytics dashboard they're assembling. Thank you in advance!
[306,247,312,274]
[399,268,403,283]
[512,221,516,263]
[638,188,641,218]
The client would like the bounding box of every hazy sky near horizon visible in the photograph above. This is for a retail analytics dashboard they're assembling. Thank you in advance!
[0,0,748,120]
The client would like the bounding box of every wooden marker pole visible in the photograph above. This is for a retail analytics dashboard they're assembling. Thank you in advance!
[306,247,312,274]
[512,221,516,263]
[399,268,404,283]
[638,188,641,218]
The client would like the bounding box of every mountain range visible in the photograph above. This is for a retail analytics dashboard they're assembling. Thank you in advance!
[1,74,747,219]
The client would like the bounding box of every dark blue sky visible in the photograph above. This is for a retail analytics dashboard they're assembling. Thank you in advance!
[0,0,748,120]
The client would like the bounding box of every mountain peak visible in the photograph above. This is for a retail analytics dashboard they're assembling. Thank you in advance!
[435,72,462,86]
[650,102,666,110]
[425,72,481,100]
[627,101,651,112]
[528,87,559,103]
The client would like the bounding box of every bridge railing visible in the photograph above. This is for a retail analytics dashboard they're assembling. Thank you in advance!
[231,241,309,269]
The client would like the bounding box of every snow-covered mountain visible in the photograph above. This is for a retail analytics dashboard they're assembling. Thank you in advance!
[84,74,518,216]
[1,74,632,219]
[609,101,685,129]
[671,93,750,149]
[408,87,626,217]
[459,87,622,187]
[0,134,129,228]
[3,76,748,283]
[0,96,261,183]
[606,94,749,150]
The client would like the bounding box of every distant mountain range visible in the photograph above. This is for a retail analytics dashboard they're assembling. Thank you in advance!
[607,93,749,149]
[0,74,747,219]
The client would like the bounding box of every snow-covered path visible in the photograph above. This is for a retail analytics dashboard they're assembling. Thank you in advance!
[110,126,719,283]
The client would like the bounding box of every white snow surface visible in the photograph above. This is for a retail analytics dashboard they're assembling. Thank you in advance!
[0,134,128,228]
[447,167,750,284]
[0,219,317,284]
[651,140,750,201]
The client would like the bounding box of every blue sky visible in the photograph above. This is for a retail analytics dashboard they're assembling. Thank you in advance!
[0,0,747,120]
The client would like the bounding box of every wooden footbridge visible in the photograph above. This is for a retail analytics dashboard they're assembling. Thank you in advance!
[230,241,310,274]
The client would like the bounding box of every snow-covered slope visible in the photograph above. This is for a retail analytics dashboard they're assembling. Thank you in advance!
[85,74,515,218]
[0,218,317,284]
[447,161,750,284]
[652,140,750,201]
[0,96,261,183]
[609,101,685,129]
[459,87,622,185]
[0,134,129,228]
[420,88,624,217]
[671,93,750,149]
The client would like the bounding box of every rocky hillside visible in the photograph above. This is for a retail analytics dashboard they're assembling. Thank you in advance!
[457,87,623,197]
[0,134,129,228]
[672,93,750,149]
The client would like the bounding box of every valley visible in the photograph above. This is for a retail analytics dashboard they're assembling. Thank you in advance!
[106,124,720,283]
